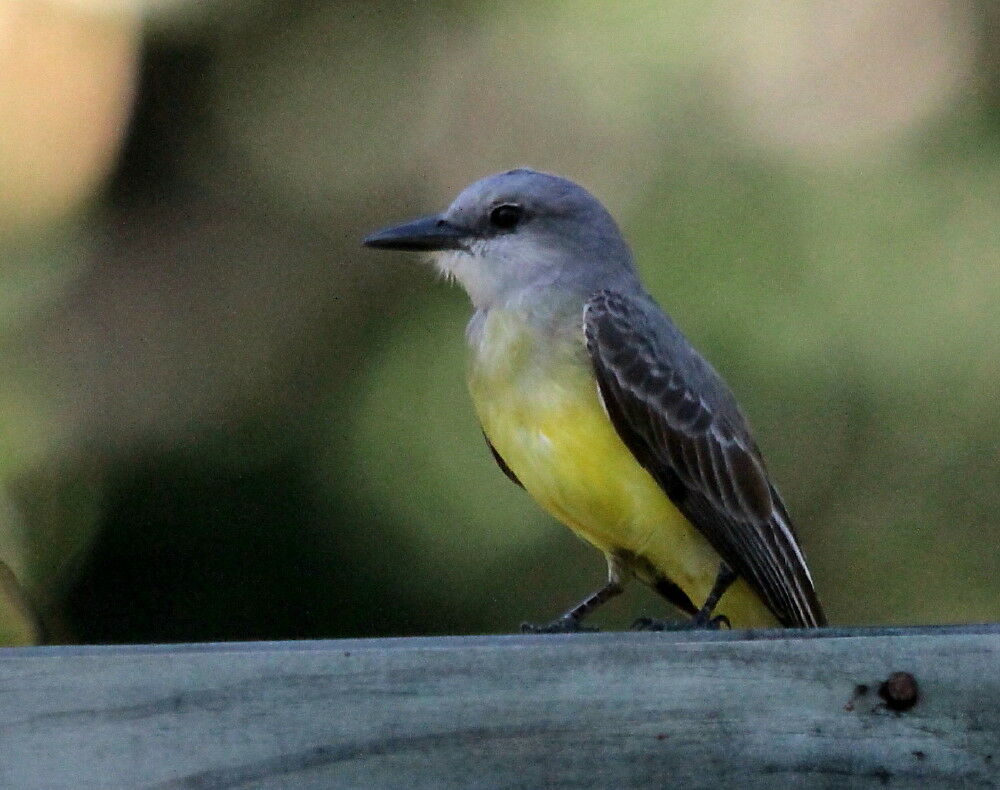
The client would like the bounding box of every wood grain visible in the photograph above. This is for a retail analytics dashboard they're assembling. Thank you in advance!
[0,625,997,789]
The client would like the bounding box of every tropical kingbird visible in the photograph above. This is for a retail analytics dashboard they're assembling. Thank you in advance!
[364,169,826,630]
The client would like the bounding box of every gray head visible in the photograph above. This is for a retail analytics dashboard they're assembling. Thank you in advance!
[364,169,636,309]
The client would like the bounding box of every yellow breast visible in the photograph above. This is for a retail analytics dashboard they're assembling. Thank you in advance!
[467,309,718,588]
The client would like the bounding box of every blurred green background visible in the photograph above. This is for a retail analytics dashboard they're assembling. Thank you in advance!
[0,0,996,645]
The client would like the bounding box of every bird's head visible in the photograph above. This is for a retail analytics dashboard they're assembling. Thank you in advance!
[363,169,635,309]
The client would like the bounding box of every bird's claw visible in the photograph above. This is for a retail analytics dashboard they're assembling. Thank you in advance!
[520,616,598,634]
[631,616,677,631]
[705,613,731,630]
[631,613,731,631]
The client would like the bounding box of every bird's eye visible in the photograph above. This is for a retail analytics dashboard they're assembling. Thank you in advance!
[489,203,523,230]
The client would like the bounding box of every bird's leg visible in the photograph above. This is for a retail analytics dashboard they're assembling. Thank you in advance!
[633,562,737,631]
[690,562,737,628]
[521,556,626,634]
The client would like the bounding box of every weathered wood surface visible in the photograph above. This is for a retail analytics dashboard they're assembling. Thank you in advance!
[0,625,997,789]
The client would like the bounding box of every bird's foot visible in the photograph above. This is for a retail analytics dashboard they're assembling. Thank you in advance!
[520,616,598,634]
[631,613,731,632]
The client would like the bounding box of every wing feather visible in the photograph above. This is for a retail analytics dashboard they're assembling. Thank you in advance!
[584,290,826,627]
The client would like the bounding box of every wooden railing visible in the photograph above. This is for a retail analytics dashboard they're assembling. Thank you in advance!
[1,624,997,788]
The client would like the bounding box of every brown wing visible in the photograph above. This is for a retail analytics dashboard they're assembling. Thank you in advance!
[584,290,826,627]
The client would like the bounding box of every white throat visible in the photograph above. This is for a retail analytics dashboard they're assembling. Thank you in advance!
[433,243,534,312]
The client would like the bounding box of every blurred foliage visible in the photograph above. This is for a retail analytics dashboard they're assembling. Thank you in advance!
[0,0,996,644]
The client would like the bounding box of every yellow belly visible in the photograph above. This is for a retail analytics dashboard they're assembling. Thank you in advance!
[468,309,775,627]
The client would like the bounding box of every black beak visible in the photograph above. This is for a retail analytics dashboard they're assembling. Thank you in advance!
[363,214,468,252]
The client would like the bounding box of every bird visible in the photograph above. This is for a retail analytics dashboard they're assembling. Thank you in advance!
[363,169,826,631]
